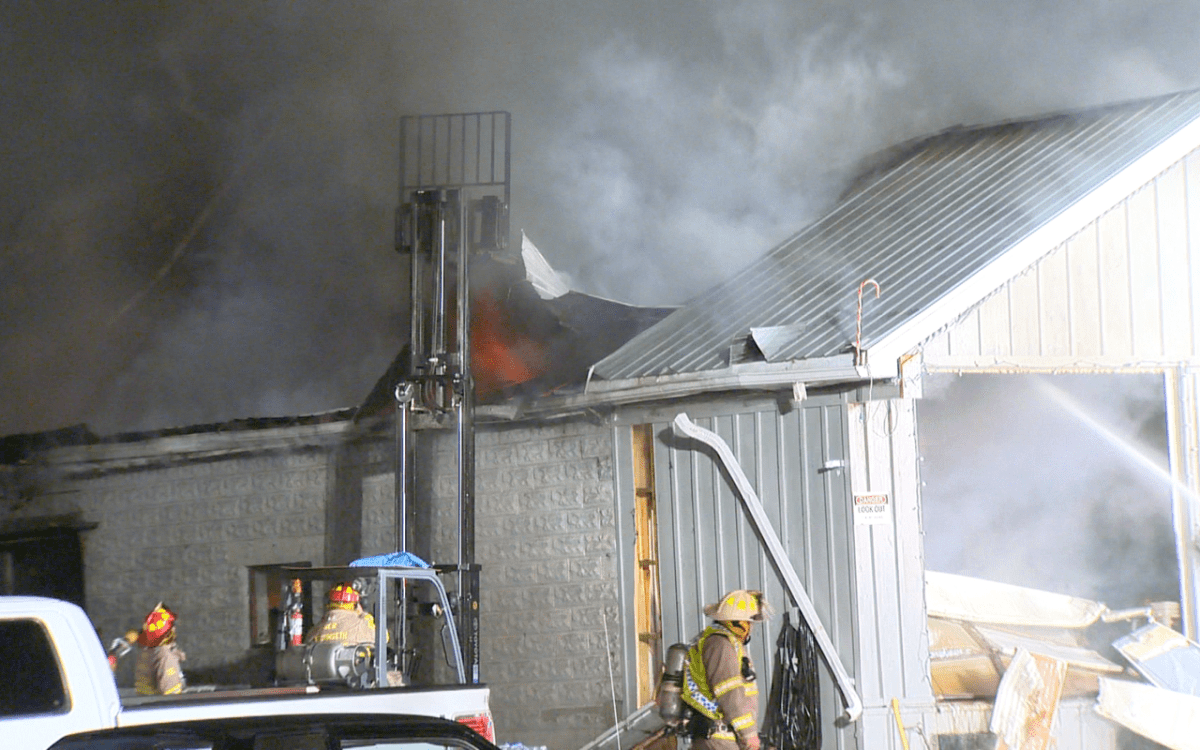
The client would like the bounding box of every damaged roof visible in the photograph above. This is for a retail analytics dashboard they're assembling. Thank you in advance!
[354,249,674,421]
[593,87,1200,381]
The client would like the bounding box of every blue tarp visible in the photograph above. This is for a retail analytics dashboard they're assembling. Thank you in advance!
[350,551,431,568]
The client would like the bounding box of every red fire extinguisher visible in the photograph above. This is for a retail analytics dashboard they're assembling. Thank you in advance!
[287,578,304,646]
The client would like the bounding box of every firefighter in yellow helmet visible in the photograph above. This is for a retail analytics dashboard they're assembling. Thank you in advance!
[305,582,376,645]
[681,590,769,750]
[134,602,187,695]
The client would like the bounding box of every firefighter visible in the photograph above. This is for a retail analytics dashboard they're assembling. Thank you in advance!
[134,602,187,695]
[305,581,376,645]
[682,590,769,750]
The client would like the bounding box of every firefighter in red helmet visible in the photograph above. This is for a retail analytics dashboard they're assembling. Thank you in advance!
[305,581,376,646]
[134,602,187,695]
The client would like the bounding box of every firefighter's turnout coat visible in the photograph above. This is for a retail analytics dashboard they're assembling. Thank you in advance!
[682,623,759,750]
[305,606,376,645]
[134,642,186,695]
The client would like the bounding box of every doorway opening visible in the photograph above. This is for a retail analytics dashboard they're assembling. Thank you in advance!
[0,526,86,608]
[917,372,1178,609]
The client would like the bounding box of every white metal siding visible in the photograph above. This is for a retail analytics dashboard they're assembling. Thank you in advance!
[847,398,935,749]
[924,148,1200,370]
[1167,367,1200,640]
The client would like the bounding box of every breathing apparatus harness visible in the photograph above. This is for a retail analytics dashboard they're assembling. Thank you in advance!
[656,624,757,739]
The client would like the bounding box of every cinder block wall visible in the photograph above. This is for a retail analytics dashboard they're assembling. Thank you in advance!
[477,419,623,750]
[361,417,625,750]
[8,415,624,745]
[7,449,332,679]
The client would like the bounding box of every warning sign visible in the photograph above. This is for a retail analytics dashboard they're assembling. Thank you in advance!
[853,494,891,526]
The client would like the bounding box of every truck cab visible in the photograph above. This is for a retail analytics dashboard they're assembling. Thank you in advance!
[0,596,121,750]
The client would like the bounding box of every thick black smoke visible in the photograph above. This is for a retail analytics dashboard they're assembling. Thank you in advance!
[3,1,1199,435]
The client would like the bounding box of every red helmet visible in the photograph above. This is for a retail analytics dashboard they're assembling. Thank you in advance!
[139,603,176,647]
[328,582,360,608]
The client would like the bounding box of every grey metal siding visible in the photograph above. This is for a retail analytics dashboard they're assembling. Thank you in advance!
[615,395,865,750]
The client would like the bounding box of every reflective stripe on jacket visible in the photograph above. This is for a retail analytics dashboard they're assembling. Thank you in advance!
[681,624,759,743]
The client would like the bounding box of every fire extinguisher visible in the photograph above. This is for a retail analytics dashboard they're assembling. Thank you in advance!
[287,579,304,647]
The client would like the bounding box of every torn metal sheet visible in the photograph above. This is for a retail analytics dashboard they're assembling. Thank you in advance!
[1096,677,1200,750]
[1113,621,1200,696]
[926,571,1107,628]
[520,231,570,299]
[749,325,808,361]
[990,648,1067,750]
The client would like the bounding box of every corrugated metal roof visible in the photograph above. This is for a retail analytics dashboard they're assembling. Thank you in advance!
[594,88,1200,381]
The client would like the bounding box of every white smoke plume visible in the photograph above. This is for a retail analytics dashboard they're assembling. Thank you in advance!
[918,373,1178,608]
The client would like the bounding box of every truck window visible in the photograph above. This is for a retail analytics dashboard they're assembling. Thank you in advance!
[249,562,313,646]
[0,618,69,717]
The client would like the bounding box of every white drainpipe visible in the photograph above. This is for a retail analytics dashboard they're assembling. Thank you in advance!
[672,413,864,725]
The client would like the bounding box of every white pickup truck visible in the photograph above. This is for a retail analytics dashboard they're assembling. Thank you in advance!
[0,595,493,750]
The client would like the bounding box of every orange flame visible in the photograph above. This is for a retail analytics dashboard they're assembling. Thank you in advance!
[470,291,547,397]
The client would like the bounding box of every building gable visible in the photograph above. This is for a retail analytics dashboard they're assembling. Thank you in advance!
[923,147,1200,370]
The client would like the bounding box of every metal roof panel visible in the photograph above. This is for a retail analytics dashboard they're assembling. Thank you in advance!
[594,89,1200,380]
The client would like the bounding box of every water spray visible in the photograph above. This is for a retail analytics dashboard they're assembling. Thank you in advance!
[1031,377,1198,507]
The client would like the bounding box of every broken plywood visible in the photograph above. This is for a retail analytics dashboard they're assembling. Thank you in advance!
[990,649,1067,750]
[927,572,1122,700]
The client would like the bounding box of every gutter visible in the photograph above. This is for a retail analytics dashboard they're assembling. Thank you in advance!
[521,355,885,418]
[672,413,864,725]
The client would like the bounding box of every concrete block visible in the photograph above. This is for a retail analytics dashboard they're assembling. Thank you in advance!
[569,555,616,581]
[553,581,618,608]
[500,559,572,586]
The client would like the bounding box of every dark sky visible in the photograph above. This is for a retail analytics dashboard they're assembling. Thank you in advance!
[4,1,1200,436]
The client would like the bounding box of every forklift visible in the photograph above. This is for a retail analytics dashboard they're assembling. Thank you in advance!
[274,112,511,692]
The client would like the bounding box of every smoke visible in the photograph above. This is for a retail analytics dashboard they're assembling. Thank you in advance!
[3,1,1200,435]
[917,374,1179,608]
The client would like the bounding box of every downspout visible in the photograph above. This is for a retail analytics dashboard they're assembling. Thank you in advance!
[672,413,864,725]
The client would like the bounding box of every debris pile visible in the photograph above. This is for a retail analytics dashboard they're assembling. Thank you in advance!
[927,571,1199,750]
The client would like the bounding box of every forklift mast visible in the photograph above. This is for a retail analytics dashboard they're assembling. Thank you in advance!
[394,111,511,684]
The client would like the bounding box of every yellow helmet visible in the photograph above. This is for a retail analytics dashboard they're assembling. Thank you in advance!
[703,590,768,622]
